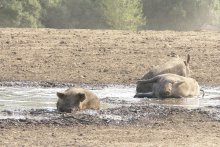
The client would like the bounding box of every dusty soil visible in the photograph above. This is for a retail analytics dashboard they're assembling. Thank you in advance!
[1,105,220,147]
[0,28,220,84]
[0,28,220,146]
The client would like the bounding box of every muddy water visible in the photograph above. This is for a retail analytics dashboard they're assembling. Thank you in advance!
[0,85,136,111]
[143,86,220,109]
[0,85,219,119]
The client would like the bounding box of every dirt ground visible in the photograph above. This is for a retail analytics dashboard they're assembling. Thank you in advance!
[1,123,220,147]
[0,28,220,146]
[0,28,220,84]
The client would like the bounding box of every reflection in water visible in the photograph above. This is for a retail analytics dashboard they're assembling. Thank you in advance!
[142,86,220,108]
[0,87,62,111]
[144,97,200,109]
[0,85,219,112]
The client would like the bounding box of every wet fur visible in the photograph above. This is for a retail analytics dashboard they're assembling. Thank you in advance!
[135,73,200,98]
[57,88,100,113]
[136,55,190,93]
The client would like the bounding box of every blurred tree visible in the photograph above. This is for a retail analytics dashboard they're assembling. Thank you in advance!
[0,0,22,27]
[20,0,42,27]
[0,0,41,27]
[0,0,219,30]
[211,0,220,25]
[39,0,63,28]
[41,0,107,29]
[142,0,220,30]
[100,0,145,30]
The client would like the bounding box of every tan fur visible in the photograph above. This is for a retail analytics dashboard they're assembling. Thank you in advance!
[136,54,190,93]
[56,87,100,113]
[137,73,200,98]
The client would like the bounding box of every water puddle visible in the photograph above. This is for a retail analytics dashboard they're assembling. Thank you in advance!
[0,84,219,120]
[143,86,220,108]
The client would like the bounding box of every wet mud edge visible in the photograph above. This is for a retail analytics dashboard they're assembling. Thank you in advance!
[1,104,219,128]
[0,81,220,128]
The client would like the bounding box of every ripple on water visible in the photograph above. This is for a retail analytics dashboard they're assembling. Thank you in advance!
[0,84,219,119]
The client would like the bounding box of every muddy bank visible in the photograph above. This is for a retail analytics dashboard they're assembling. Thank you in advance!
[0,104,219,128]
[0,28,220,85]
[0,81,220,124]
[0,80,103,88]
[0,28,220,146]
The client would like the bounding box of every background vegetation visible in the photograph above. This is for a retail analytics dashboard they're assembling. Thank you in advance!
[0,0,220,30]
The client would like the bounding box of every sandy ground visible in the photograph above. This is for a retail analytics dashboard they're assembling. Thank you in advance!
[0,28,220,84]
[1,123,220,147]
[0,28,220,146]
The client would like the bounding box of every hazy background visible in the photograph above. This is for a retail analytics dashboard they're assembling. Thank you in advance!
[0,0,220,31]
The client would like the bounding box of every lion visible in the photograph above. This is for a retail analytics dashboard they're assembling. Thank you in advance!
[135,73,202,98]
[136,54,191,94]
[56,87,100,113]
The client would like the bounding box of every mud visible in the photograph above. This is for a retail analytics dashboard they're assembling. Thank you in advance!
[0,28,220,85]
[0,104,216,128]
[0,82,219,129]
[0,28,220,146]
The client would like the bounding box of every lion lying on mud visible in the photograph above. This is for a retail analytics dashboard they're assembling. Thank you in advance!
[135,73,201,98]
[57,88,100,113]
[136,54,191,94]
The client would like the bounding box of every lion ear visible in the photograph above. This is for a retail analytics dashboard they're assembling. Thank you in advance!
[174,80,185,86]
[57,92,66,99]
[187,54,190,64]
[184,54,190,65]
[172,80,184,84]
[77,93,86,102]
